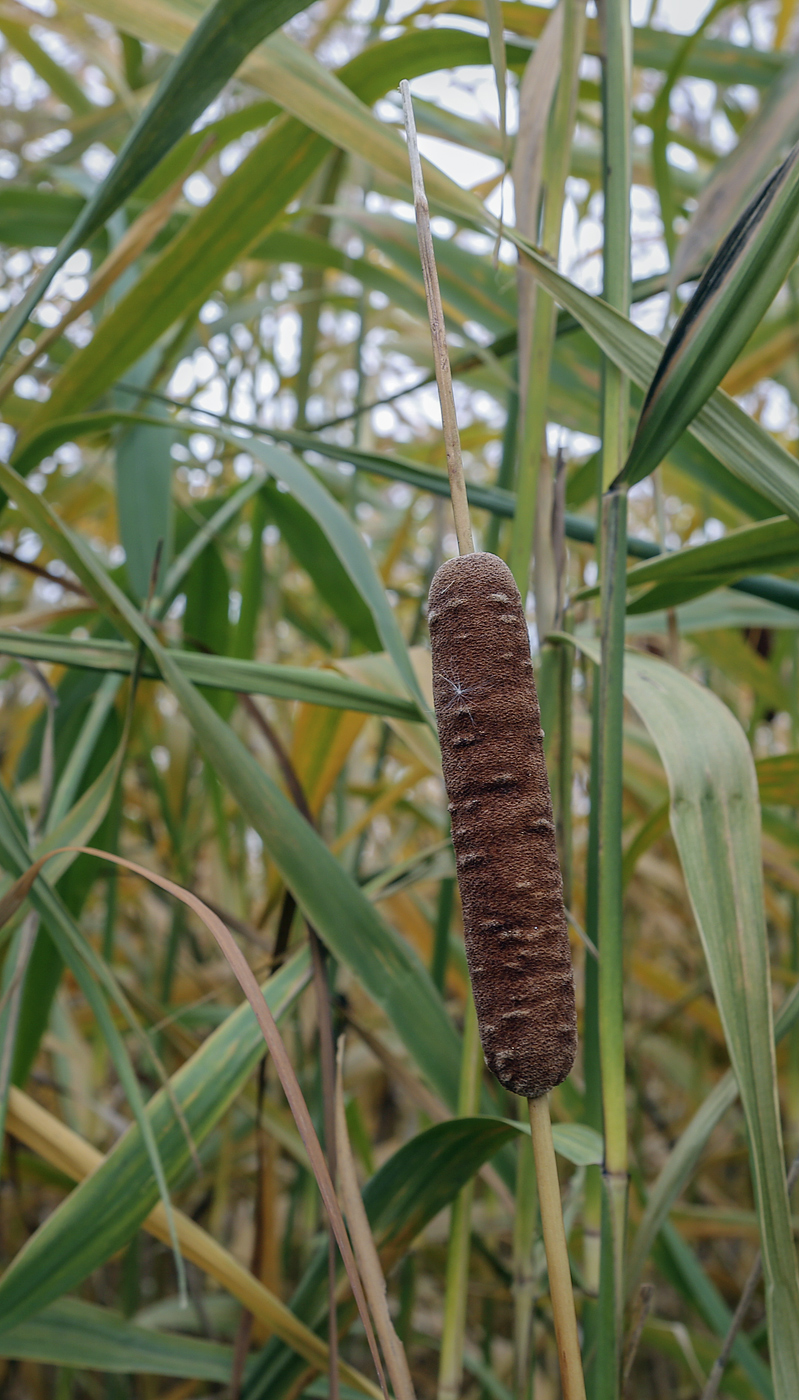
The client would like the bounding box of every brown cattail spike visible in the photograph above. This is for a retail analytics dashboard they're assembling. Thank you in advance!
[429,551,577,1099]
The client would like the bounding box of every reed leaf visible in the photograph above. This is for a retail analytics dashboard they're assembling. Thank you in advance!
[570,638,799,1397]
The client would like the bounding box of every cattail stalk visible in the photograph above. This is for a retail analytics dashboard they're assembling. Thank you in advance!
[402,82,586,1400]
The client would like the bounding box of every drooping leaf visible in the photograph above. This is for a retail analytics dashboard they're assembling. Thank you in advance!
[0,629,422,720]
[571,638,799,1392]
[622,141,799,485]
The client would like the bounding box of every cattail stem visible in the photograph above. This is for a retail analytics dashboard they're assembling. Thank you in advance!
[512,1127,538,1400]
[400,79,474,558]
[528,1096,586,1400]
[405,69,583,1400]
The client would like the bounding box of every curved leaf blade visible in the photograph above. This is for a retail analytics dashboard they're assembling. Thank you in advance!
[623,142,799,484]
[571,638,799,1396]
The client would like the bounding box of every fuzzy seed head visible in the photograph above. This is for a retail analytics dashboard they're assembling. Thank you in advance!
[429,551,577,1099]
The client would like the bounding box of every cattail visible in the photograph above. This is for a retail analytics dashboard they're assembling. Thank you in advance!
[428,550,577,1100]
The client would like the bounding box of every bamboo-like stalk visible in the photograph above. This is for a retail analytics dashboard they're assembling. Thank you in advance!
[528,1096,586,1400]
[596,486,630,1397]
[595,0,632,1391]
[402,79,586,1400]
[438,995,482,1400]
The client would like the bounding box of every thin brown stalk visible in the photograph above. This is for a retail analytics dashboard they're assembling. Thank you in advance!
[335,1035,417,1400]
[622,1282,654,1393]
[400,79,474,558]
[238,682,344,1399]
[0,548,88,596]
[527,1095,586,1400]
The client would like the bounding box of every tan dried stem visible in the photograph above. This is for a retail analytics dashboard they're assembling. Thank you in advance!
[400,79,474,558]
[528,1095,587,1400]
[335,1036,417,1400]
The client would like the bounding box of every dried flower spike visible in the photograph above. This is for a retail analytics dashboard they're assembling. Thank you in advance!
[428,550,577,1099]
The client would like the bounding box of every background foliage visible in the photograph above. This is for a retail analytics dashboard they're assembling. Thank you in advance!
[1,0,799,1395]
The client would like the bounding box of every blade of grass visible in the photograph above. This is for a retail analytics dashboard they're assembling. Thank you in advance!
[622,141,799,486]
[0,631,422,721]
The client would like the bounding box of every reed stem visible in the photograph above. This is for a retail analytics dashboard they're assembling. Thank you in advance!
[528,1095,587,1400]
[595,0,632,1390]
[595,486,629,1399]
[512,1130,538,1400]
[401,79,474,558]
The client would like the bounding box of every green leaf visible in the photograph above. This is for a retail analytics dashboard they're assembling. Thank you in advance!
[582,515,799,613]
[655,1222,774,1399]
[623,142,799,484]
[0,0,316,361]
[243,440,425,711]
[570,638,799,1395]
[0,629,422,721]
[183,535,231,660]
[0,189,88,249]
[509,227,799,523]
[115,394,176,600]
[0,949,310,1332]
[0,1298,240,1380]
[261,479,380,651]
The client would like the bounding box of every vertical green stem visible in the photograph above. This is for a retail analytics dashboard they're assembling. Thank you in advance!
[595,0,631,1392]
[596,486,629,1399]
[582,680,602,1391]
[432,877,455,995]
[485,370,519,558]
[438,994,482,1400]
